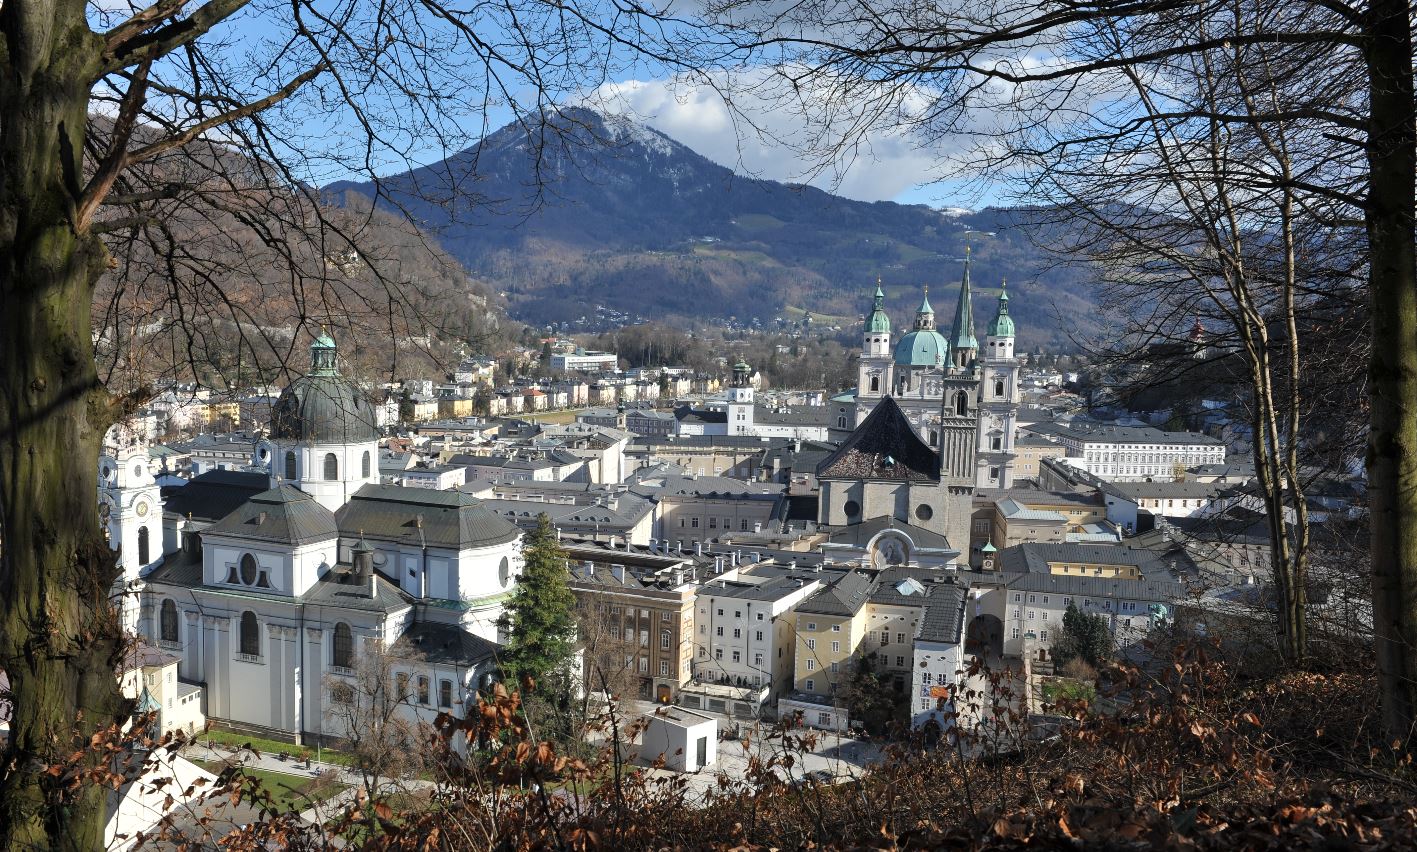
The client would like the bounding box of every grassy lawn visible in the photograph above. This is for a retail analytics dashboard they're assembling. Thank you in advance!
[1040,677,1097,707]
[732,213,786,232]
[691,244,782,266]
[782,305,855,325]
[195,761,348,812]
[201,727,354,767]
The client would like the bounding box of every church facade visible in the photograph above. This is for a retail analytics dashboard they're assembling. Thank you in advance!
[854,252,1022,492]
[102,335,523,745]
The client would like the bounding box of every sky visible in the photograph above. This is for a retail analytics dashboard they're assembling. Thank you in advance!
[89,0,1008,211]
[584,75,1004,209]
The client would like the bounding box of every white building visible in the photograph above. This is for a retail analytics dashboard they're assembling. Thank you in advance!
[552,350,619,373]
[691,564,825,707]
[106,335,526,747]
[1024,422,1225,482]
[633,707,716,772]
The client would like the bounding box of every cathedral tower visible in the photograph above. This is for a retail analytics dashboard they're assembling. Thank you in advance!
[948,247,979,368]
[976,280,1021,488]
[727,360,756,435]
[99,426,164,632]
[857,280,894,423]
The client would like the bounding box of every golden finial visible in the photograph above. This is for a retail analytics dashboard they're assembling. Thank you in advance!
[965,244,971,255]
[923,284,929,296]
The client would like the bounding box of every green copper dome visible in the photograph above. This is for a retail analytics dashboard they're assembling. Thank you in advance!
[866,281,891,334]
[893,328,949,367]
[271,333,379,444]
[987,283,1015,338]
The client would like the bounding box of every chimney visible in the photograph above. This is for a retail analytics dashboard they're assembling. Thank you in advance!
[584,560,595,578]
[695,542,703,557]
[714,556,724,574]
[352,538,375,598]
[611,563,626,583]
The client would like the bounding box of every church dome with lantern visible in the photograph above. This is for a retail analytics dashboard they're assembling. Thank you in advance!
[270,333,379,444]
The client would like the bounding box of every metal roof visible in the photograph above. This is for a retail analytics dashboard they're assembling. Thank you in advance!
[335,484,521,550]
[204,485,340,546]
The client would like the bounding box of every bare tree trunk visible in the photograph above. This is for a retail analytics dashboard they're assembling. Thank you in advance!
[0,4,129,847]
[1364,0,1417,745]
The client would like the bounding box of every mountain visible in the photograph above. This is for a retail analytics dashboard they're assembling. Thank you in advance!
[326,107,1101,350]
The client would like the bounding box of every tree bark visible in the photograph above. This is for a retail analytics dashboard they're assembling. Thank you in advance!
[0,3,129,848]
[1364,0,1417,745]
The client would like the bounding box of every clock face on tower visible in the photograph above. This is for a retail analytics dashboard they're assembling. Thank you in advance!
[136,501,149,518]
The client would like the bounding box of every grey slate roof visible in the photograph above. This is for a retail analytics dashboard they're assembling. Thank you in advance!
[918,582,969,643]
[161,470,270,522]
[797,570,873,616]
[825,516,953,550]
[204,485,340,546]
[335,484,521,549]
[673,405,728,425]
[302,568,416,612]
[816,396,939,482]
[391,621,499,667]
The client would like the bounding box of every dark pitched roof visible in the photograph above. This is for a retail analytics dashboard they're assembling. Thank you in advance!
[826,516,954,550]
[302,568,415,612]
[673,405,727,425]
[390,621,499,667]
[797,570,873,616]
[919,582,969,643]
[161,471,270,522]
[816,396,939,482]
[203,485,339,546]
[336,485,521,550]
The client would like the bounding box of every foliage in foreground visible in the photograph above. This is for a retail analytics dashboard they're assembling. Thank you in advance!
[79,639,1417,849]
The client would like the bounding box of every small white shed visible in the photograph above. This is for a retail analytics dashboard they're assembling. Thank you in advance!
[636,706,717,772]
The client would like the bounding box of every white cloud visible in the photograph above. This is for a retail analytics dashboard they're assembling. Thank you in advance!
[584,71,959,203]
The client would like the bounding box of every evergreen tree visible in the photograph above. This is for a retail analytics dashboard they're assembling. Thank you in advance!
[497,514,577,688]
[1051,604,1113,670]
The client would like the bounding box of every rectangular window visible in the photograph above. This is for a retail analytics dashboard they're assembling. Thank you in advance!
[740,519,749,531]
[754,653,763,666]
[734,611,741,619]
[717,608,723,616]
[831,661,839,673]
[691,518,699,528]
[897,632,905,644]
[716,626,723,637]
[715,648,722,660]
[661,632,671,649]
[807,639,816,650]
[660,660,670,676]
[831,641,840,653]
[806,622,817,631]
[818,712,832,726]
[755,631,764,641]
[709,517,717,528]
[756,613,765,621]
[806,659,816,670]
[1040,630,1049,641]
[732,651,741,663]
[806,678,815,692]
[880,632,890,646]
[831,624,841,632]
[1011,627,1020,639]
[733,628,741,638]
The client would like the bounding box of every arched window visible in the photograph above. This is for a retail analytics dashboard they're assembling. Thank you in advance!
[160,599,179,643]
[837,416,847,429]
[332,622,353,669]
[137,526,150,564]
[239,611,259,656]
[324,452,339,480]
[331,682,353,704]
[284,451,297,481]
[869,375,880,392]
[954,391,968,417]
[438,679,453,708]
[417,676,430,705]
[994,379,1005,397]
[361,450,371,478]
[239,553,258,586]
[395,672,410,701]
